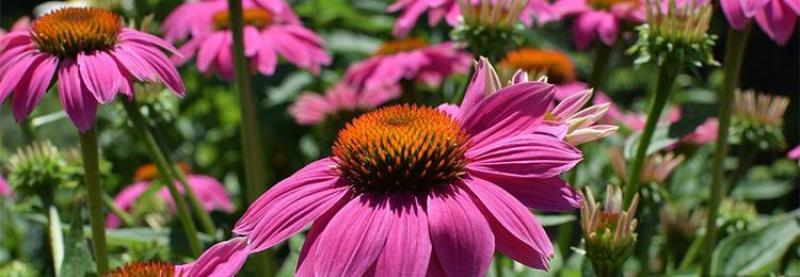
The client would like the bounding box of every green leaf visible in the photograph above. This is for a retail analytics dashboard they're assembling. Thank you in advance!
[731,179,794,200]
[60,209,96,277]
[536,214,576,226]
[47,206,64,275]
[624,123,679,159]
[712,216,800,275]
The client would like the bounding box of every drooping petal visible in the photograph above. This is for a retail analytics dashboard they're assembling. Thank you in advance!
[467,133,582,181]
[460,82,555,150]
[721,0,752,29]
[463,178,553,269]
[125,43,186,96]
[176,237,251,276]
[373,195,432,277]
[12,54,57,122]
[296,195,350,277]
[233,158,349,252]
[755,0,798,45]
[427,185,494,277]
[490,176,583,211]
[313,195,394,276]
[0,51,39,104]
[57,59,99,132]
[78,51,124,103]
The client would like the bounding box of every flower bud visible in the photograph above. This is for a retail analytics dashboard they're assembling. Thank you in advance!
[580,185,639,276]
[731,89,789,151]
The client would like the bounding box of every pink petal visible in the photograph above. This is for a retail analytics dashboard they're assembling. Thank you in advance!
[373,195,432,277]
[427,185,494,277]
[313,195,394,276]
[13,54,57,122]
[256,34,278,75]
[755,0,798,45]
[467,133,582,180]
[552,89,592,118]
[57,59,99,132]
[118,29,180,55]
[111,47,158,82]
[721,0,753,29]
[104,181,150,228]
[460,82,556,151]
[124,44,186,96]
[463,178,553,269]
[296,195,350,277]
[492,176,583,211]
[458,58,489,118]
[176,237,251,276]
[0,51,39,104]
[244,26,261,56]
[197,32,227,73]
[233,158,349,252]
[392,0,430,38]
[739,0,771,17]
[78,51,124,103]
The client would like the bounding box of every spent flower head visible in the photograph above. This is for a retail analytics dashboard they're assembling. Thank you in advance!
[580,185,639,276]
[731,89,789,150]
[628,0,717,67]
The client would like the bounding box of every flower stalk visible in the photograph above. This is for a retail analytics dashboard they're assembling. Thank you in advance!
[701,25,751,276]
[78,129,109,274]
[122,101,202,256]
[590,44,612,90]
[227,0,269,203]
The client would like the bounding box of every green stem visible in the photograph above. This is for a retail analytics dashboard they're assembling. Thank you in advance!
[169,163,218,236]
[102,193,135,227]
[678,233,704,271]
[727,145,757,191]
[557,170,578,256]
[123,102,202,256]
[701,26,751,276]
[624,54,683,206]
[228,0,268,204]
[78,129,109,274]
[590,44,612,90]
[494,256,505,277]
[20,118,37,143]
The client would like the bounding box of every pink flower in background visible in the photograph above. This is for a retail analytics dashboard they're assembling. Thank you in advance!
[721,0,799,45]
[788,145,800,164]
[0,8,184,132]
[230,58,582,276]
[176,237,252,276]
[551,0,645,49]
[0,176,11,197]
[344,39,470,91]
[389,0,553,37]
[164,0,330,80]
[594,92,680,131]
[106,173,234,228]
[289,82,401,125]
[680,117,718,145]
[0,16,30,37]
[497,48,588,100]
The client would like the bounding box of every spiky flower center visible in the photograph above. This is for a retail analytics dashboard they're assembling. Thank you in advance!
[375,38,428,55]
[31,7,121,58]
[213,8,272,30]
[332,105,469,194]
[107,261,174,277]
[646,0,712,44]
[500,48,576,84]
[588,0,638,10]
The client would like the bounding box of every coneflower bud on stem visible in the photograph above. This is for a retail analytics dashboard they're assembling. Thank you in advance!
[581,185,639,277]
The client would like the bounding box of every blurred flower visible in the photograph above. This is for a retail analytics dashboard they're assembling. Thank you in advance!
[593,92,681,131]
[608,147,684,185]
[789,145,800,164]
[718,198,757,235]
[731,89,789,150]
[659,204,705,263]
[721,0,798,45]
[551,0,645,49]
[580,185,638,276]
[0,17,30,38]
[680,117,718,145]
[389,0,552,37]
[628,0,717,67]
[289,82,401,125]
[176,237,251,276]
[0,176,11,197]
[7,141,69,197]
[233,58,582,275]
[107,261,174,276]
[344,39,470,91]
[450,0,534,60]
[0,7,184,132]
[0,261,38,277]
[498,48,588,99]
[106,164,234,228]
[164,0,330,79]
[539,88,618,145]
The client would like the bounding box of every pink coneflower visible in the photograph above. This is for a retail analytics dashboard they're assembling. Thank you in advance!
[344,39,470,91]
[721,0,798,45]
[0,7,184,132]
[0,176,11,197]
[680,117,718,145]
[233,58,583,275]
[389,0,555,37]
[105,164,234,228]
[289,82,401,125]
[163,0,330,80]
[498,48,588,99]
[788,145,800,164]
[176,237,252,276]
[594,92,680,131]
[551,0,645,49]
